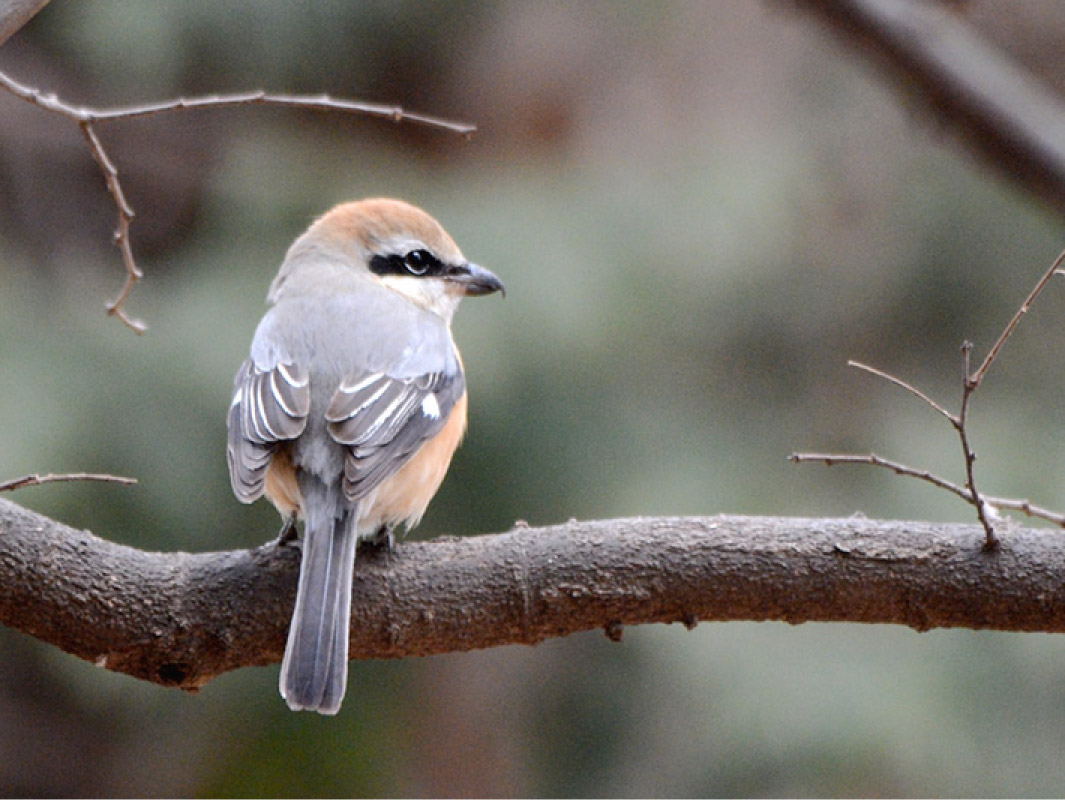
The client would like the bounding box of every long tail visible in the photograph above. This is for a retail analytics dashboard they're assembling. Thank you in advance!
[279,480,358,715]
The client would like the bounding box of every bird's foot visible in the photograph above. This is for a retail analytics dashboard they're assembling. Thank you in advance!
[358,524,395,560]
[276,512,299,547]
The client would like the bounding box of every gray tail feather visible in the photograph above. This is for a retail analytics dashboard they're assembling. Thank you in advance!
[279,484,358,715]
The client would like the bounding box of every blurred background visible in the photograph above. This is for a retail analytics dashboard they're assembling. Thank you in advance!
[3,0,1065,795]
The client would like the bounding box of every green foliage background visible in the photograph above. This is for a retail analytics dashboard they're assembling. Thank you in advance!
[2,2,1065,796]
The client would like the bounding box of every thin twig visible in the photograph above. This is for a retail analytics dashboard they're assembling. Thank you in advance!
[790,452,972,503]
[0,71,477,135]
[983,495,1065,528]
[970,244,1065,386]
[78,91,478,134]
[791,451,1065,528]
[956,341,997,549]
[0,472,137,493]
[846,354,997,543]
[812,241,1065,544]
[847,359,955,421]
[79,120,144,333]
[0,68,477,332]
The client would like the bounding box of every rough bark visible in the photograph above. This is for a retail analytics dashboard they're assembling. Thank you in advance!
[792,0,1065,219]
[2,497,1064,692]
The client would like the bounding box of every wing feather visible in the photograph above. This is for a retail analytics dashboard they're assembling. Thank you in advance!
[326,368,465,502]
[226,359,310,503]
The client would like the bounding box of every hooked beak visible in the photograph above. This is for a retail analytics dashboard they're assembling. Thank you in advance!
[446,262,506,298]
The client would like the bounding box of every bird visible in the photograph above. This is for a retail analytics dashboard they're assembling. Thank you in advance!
[225,198,504,715]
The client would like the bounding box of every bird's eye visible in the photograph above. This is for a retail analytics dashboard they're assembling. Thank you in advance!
[403,249,434,276]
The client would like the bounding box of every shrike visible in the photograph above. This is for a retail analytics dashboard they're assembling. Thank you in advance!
[226,198,504,714]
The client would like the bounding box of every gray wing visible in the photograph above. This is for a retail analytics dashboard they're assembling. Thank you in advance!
[325,368,465,501]
[226,359,311,502]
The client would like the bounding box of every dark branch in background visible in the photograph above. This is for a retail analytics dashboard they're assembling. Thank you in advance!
[0,0,50,47]
[786,1,1065,539]
[3,497,1065,692]
[791,0,1065,220]
[0,73,476,333]
[794,247,1065,544]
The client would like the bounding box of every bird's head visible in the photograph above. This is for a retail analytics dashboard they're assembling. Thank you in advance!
[273,198,504,322]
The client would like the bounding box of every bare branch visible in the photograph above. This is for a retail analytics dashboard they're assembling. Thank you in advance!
[792,451,1065,528]
[983,495,1065,529]
[0,0,50,47]
[791,0,1065,219]
[0,472,137,493]
[4,498,1065,692]
[790,451,971,502]
[0,71,477,137]
[840,355,997,544]
[955,342,997,548]
[970,244,1065,386]
[0,68,477,331]
[847,359,954,421]
[75,91,478,135]
[78,121,145,333]
[812,231,1065,546]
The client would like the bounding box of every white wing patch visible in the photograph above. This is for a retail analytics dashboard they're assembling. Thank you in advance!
[421,393,441,419]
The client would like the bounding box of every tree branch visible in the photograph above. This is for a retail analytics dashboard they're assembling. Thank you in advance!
[0,0,50,47]
[0,471,136,492]
[795,241,1065,545]
[792,0,1065,218]
[3,497,1065,693]
[0,67,477,332]
[970,245,1065,386]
